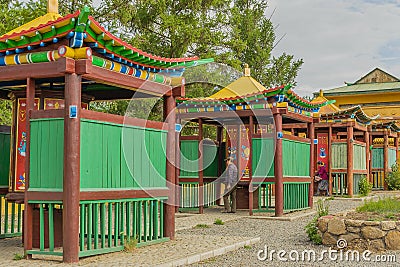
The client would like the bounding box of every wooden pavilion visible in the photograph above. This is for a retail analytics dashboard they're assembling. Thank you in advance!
[0,1,212,263]
[176,66,331,217]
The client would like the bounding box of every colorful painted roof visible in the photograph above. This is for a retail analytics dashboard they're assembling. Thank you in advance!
[177,66,332,114]
[0,7,213,74]
[312,90,340,114]
[319,105,379,124]
[371,121,400,132]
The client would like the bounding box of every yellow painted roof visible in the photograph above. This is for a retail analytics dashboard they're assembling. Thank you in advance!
[312,91,340,114]
[1,12,62,38]
[208,75,267,99]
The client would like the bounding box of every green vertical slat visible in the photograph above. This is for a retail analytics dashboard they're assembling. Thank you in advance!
[138,201,142,243]
[120,202,125,245]
[160,201,164,238]
[17,204,22,233]
[133,201,137,241]
[4,200,8,234]
[80,204,85,251]
[0,197,3,234]
[143,201,148,242]
[149,200,153,240]
[11,202,15,233]
[154,201,158,239]
[126,202,131,242]
[114,202,119,247]
[39,205,44,251]
[94,203,99,249]
[48,204,54,252]
[100,203,106,248]
[87,203,93,250]
[108,203,112,247]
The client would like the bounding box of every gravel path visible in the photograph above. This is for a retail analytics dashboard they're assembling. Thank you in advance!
[188,196,400,267]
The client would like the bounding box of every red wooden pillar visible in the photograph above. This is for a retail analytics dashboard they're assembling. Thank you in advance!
[274,112,283,217]
[383,129,389,190]
[63,73,82,263]
[248,116,254,215]
[198,119,204,214]
[396,132,400,164]
[365,129,370,183]
[347,124,354,197]
[308,122,314,208]
[328,126,333,195]
[369,127,374,183]
[24,77,35,258]
[163,94,176,239]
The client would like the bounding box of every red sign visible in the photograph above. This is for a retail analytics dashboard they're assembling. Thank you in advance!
[317,133,329,169]
[15,98,39,191]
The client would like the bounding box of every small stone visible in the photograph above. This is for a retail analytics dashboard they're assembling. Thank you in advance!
[385,231,400,250]
[318,218,328,232]
[345,219,364,227]
[328,218,347,235]
[362,226,385,239]
[364,221,380,226]
[369,239,385,252]
[322,232,337,246]
[381,221,396,231]
[339,233,360,243]
[347,227,360,233]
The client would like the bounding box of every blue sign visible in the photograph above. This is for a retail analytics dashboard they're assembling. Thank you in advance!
[175,123,182,132]
[313,139,318,144]
[69,105,77,119]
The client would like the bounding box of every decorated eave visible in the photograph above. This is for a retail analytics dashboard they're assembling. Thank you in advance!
[0,7,213,86]
[177,84,332,116]
[371,121,400,132]
[319,105,379,124]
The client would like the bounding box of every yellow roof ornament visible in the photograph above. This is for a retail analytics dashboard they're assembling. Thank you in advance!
[244,63,250,77]
[47,0,59,14]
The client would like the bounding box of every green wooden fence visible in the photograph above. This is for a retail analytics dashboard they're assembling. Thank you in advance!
[179,182,217,209]
[252,138,274,177]
[282,140,310,177]
[255,182,274,212]
[389,148,397,168]
[372,170,384,189]
[26,198,167,257]
[283,182,309,211]
[0,132,10,188]
[372,148,384,169]
[353,144,366,170]
[0,195,23,239]
[331,143,347,169]
[332,172,347,195]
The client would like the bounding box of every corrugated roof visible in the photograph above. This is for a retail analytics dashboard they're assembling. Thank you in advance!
[323,81,400,95]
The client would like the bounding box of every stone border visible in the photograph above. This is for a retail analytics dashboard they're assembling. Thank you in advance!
[318,215,400,251]
[156,237,261,267]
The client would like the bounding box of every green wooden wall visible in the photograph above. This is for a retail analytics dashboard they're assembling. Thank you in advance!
[282,139,310,177]
[203,141,218,177]
[29,118,64,190]
[353,144,366,170]
[80,119,167,190]
[252,138,274,177]
[372,148,383,169]
[331,143,347,169]
[179,140,199,178]
[0,132,10,187]
[389,148,397,168]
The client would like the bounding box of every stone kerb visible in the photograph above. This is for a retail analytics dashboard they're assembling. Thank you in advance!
[318,215,400,251]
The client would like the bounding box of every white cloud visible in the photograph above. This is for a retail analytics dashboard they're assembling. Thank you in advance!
[267,0,400,96]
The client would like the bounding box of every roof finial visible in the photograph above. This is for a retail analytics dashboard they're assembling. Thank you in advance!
[319,89,324,97]
[47,0,59,14]
[244,63,250,77]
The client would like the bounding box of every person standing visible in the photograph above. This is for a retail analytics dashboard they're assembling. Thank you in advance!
[315,161,329,196]
[222,157,238,213]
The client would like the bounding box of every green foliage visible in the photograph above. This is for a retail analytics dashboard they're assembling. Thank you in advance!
[386,164,400,190]
[244,245,252,249]
[0,100,12,126]
[358,176,373,196]
[194,223,210,229]
[356,197,400,214]
[13,253,24,260]
[305,199,330,245]
[123,237,138,252]
[214,218,224,225]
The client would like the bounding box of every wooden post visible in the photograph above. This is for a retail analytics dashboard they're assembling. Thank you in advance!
[328,126,333,195]
[347,124,354,197]
[274,112,283,217]
[198,119,204,214]
[396,132,400,164]
[163,94,176,239]
[308,122,314,208]
[368,126,373,184]
[383,129,389,190]
[365,129,370,183]
[249,116,254,215]
[63,73,81,263]
[24,78,35,258]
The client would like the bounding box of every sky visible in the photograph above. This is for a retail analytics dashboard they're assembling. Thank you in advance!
[267,0,400,97]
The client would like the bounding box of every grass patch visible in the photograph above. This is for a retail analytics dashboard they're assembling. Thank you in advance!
[194,223,210,229]
[214,218,224,225]
[356,197,400,214]
[124,237,138,252]
[244,245,252,249]
[13,253,24,261]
